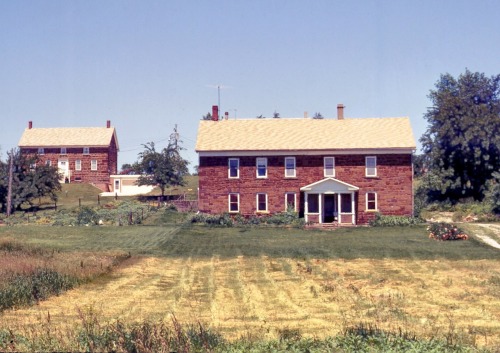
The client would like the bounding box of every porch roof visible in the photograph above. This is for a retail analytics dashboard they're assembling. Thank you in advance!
[300,177,359,193]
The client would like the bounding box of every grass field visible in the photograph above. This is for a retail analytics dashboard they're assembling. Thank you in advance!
[1,214,499,350]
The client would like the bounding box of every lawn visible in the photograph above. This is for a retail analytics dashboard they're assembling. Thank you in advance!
[0,216,499,350]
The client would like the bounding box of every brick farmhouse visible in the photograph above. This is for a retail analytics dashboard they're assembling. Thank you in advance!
[195,105,416,225]
[18,121,119,192]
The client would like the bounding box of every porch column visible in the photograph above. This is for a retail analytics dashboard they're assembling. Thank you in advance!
[351,192,355,225]
[318,193,323,224]
[304,192,309,223]
[337,193,342,224]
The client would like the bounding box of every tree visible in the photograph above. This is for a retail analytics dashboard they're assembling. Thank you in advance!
[0,149,61,213]
[134,142,189,197]
[420,69,500,202]
[202,112,213,120]
[313,112,324,119]
[256,114,265,119]
[273,111,280,118]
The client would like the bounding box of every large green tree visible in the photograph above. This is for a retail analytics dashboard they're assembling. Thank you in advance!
[420,69,500,202]
[0,149,61,213]
[134,142,189,197]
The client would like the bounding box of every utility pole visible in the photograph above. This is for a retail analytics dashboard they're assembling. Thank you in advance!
[6,150,14,217]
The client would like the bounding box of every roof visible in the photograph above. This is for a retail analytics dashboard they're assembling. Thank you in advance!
[18,127,119,150]
[196,117,416,153]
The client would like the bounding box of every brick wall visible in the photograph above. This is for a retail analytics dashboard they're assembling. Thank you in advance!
[198,154,413,224]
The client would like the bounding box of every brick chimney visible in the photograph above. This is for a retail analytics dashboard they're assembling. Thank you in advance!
[304,111,308,119]
[106,120,111,128]
[212,105,219,121]
[337,104,345,120]
[28,121,33,129]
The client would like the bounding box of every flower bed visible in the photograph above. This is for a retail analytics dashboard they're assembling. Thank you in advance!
[427,222,468,241]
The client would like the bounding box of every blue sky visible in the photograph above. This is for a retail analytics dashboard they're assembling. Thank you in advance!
[1,0,500,170]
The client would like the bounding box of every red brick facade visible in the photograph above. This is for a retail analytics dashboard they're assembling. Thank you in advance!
[198,154,413,225]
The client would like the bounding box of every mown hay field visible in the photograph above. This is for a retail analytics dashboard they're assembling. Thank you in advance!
[1,221,499,349]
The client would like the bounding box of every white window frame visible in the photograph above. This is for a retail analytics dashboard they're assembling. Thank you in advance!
[228,158,240,179]
[228,193,240,213]
[366,192,378,211]
[38,148,44,155]
[60,147,67,155]
[83,147,90,155]
[285,192,296,212]
[256,193,268,212]
[284,157,296,178]
[324,157,335,177]
[91,159,98,171]
[75,159,82,171]
[45,160,51,167]
[256,157,267,178]
[365,156,377,177]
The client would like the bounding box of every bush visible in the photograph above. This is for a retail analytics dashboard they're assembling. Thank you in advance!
[370,213,423,227]
[190,213,233,227]
[427,222,468,241]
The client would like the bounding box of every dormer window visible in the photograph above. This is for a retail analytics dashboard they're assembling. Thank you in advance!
[60,147,67,155]
[83,147,90,155]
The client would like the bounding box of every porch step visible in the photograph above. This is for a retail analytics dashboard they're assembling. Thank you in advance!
[306,222,356,230]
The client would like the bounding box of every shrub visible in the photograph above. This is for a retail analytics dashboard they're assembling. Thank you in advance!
[190,213,233,227]
[370,213,423,227]
[427,222,468,241]
[77,206,99,226]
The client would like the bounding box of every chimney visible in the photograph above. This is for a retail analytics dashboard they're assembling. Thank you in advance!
[212,105,219,121]
[337,104,345,120]
[224,111,229,120]
[28,121,33,129]
[304,111,308,119]
[106,120,111,128]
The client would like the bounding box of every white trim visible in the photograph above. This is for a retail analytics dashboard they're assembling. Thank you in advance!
[365,156,377,177]
[256,157,267,178]
[256,193,268,212]
[284,156,296,178]
[198,148,415,157]
[228,158,240,179]
[228,193,240,213]
[323,157,335,177]
[300,177,359,192]
[366,191,378,211]
[285,192,296,212]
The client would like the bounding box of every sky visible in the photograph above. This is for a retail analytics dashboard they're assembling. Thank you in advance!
[1,0,500,171]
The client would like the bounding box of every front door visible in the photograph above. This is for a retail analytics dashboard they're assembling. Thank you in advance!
[323,194,338,223]
[58,159,69,182]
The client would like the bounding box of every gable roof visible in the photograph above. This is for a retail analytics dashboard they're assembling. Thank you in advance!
[300,177,359,193]
[18,127,119,150]
[196,117,415,153]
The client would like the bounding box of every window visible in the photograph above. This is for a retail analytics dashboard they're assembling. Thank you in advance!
[228,193,239,212]
[60,147,67,155]
[256,193,268,212]
[365,156,377,177]
[45,160,51,167]
[38,148,44,155]
[29,162,36,170]
[366,192,378,211]
[256,158,267,178]
[75,160,82,171]
[285,192,296,211]
[307,194,319,213]
[228,158,239,178]
[91,160,97,171]
[324,157,335,177]
[83,147,90,155]
[340,193,352,213]
[284,157,296,178]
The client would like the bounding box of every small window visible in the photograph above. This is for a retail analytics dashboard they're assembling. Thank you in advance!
[324,157,335,177]
[228,193,240,213]
[307,194,319,213]
[45,160,51,167]
[366,192,378,211]
[60,147,67,155]
[75,160,82,171]
[228,158,239,178]
[91,160,98,171]
[38,148,44,155]
[284,157,296,178]
[365,156,377,177]
[83,147,90,155]
[256,193,268,212]
[256,157,267,178]
[285,192,296,212]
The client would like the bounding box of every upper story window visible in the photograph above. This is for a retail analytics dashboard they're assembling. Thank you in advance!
[91,159,98,171]
[228,193,240,213]
[366,192,378,211]
[60,147,67,155]
[228,158,239,178]
[365,156,377,177]
[284,157,296,178]
[256,157,267,178]
[256,193,268,212]
[75,160,82,171]
[38,148,44,155]
[324,157,335,177]
[83,147,90,155]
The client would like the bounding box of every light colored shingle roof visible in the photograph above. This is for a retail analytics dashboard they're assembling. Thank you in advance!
[196,117,416,152]
[18,127,119,149]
